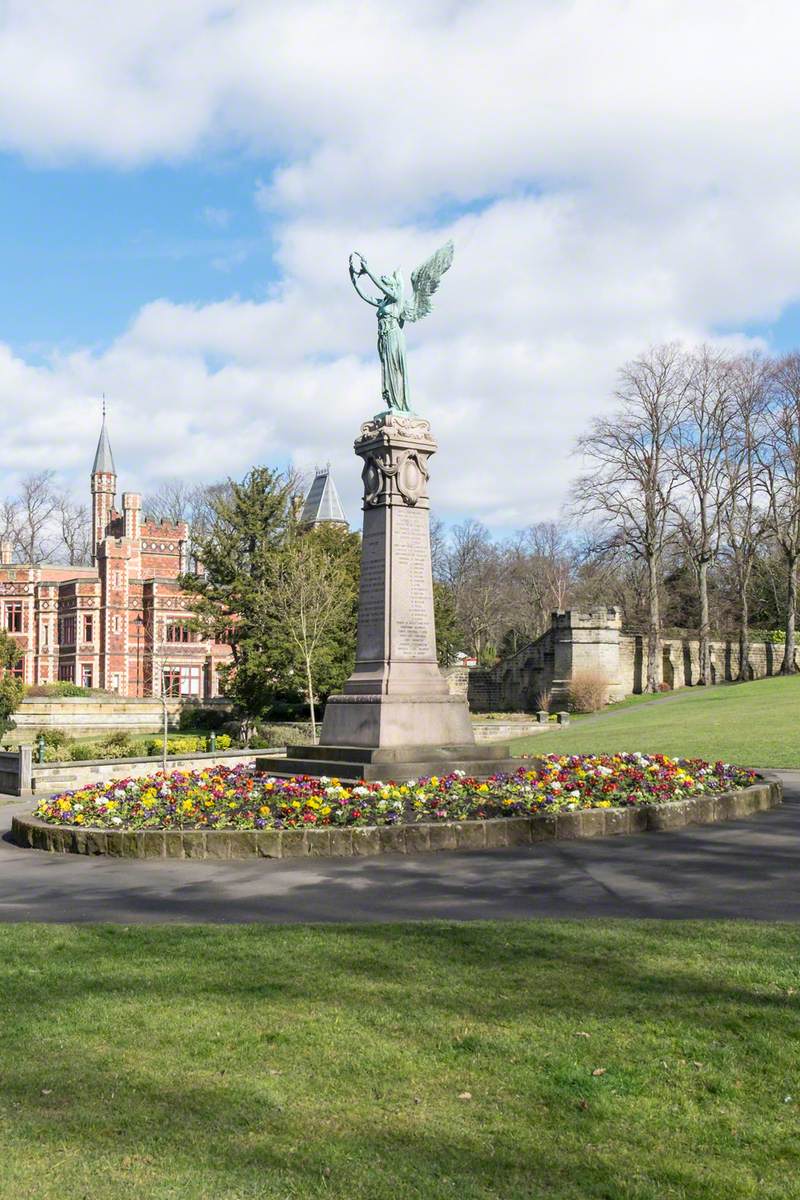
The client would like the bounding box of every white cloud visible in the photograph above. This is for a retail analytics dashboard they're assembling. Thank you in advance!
[0,1,799,529]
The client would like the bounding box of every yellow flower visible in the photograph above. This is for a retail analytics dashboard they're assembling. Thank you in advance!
[321,805,331,816]
[430,776,439,786]
[259,805,270,816]
[74,814,85,824]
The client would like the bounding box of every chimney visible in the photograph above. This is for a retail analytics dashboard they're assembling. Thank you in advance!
[0,539,12,565]
[122,492,142,542]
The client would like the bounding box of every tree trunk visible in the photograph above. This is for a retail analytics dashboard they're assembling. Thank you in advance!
[697,558,710,686]
[738,566,751,681]
[646,551,661,693]
[305,655,317,743]
[782,553,798,674]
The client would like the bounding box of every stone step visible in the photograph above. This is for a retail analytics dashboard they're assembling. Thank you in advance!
[255,751,527,783]
[286,742,514,764]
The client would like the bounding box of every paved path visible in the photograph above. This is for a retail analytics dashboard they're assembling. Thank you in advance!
[0,772,797,924]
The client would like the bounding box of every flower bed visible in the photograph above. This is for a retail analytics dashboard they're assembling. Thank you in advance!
[33,754,758,831]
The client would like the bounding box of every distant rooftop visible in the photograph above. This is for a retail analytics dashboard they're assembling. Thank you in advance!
[299,466,347,527]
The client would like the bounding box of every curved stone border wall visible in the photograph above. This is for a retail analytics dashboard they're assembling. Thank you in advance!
[10,780,781,860]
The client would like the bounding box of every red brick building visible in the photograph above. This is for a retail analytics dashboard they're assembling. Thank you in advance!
[0,415,231,698]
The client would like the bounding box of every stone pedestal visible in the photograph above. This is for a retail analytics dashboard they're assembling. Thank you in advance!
[256,411,519,782]
[321,412,473,748]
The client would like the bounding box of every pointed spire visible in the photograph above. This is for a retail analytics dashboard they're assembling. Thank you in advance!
[92,398,116,475]
[299,465,347,527]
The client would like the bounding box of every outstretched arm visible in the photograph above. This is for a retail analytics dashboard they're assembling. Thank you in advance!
[350,270,380,307]
[360,263,394,299]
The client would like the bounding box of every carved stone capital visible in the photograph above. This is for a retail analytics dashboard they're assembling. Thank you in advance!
[357,411,435,445]
[355,414,436,509]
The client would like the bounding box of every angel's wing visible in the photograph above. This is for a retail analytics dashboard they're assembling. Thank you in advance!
[403,240,454,323]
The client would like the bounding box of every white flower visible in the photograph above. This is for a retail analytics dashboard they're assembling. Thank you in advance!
[74,803,83,812]
[111,816,122,825]
[114,789,126,799]
[319,775,330,784]
[353,786,370,797]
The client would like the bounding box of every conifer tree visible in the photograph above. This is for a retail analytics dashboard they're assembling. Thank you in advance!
[181,467,298,719]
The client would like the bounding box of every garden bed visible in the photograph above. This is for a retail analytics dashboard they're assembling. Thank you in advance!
[12,755,781,858]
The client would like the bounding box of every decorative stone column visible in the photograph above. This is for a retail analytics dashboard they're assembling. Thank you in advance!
[320,413,475,749]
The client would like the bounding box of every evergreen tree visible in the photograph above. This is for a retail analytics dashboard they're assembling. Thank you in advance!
[181,467,297,719]
[0,629,23,741]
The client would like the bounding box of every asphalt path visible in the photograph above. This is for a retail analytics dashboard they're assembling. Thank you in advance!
[0,771,797,924]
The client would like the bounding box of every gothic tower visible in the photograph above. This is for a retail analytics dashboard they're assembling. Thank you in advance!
[90,405,117,566]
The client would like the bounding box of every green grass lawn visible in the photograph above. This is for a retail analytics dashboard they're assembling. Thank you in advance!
[511,674,800,767]
[1,922,799,1200]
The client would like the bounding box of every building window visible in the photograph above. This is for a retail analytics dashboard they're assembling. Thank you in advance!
[81,665,93,688]
[5,603,22,633]
[112,614,122,635]
[111,672,121,692]
[166,623,191,643]
[40,622,49,648]
[57,663,74,682]
[83,615,93,643]
[163,665,201,697]
[10,659,24,679]
[58,616,76,645]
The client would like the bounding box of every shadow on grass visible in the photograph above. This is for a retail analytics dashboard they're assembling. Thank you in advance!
[1,922,798,1198]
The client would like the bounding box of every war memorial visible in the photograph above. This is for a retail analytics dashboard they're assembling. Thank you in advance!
[254,242,522,781]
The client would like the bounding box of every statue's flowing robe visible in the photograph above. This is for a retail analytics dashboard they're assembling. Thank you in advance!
[377,308,409,412]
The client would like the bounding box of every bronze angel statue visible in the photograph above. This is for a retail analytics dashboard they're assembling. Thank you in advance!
[349,240,454,413]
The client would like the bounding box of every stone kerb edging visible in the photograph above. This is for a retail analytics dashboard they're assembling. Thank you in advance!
[10,780,782,859]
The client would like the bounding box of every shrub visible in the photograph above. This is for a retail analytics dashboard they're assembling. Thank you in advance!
[566,669,612,713]
[36,728,70,749]
[101,730,133,755]
[179,706,227,732]
[534,689,551,714]
[26,682,92,698]
[145,735,205,756]
[658,681,672,693]
[69,743,98,761]
[254,722,313,748]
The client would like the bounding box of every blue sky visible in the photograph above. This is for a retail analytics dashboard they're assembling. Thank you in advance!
[0,156,278,355]
[1,1,800,529]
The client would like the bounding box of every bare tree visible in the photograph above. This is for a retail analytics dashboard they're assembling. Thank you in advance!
[443,520,511,662]
[270,539,351,742]
[429,514,449,580]
[507,521,574,640]
[12,471,59,564]
[58,497,93,566]
[144,479,232,562]
[720,354,770,680]
[670,346,734,685]
[760,353,800,673]
[573,344,685,692]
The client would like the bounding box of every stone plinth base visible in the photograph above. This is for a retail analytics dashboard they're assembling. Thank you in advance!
[320,693,474,749]
[256,740,523,783]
